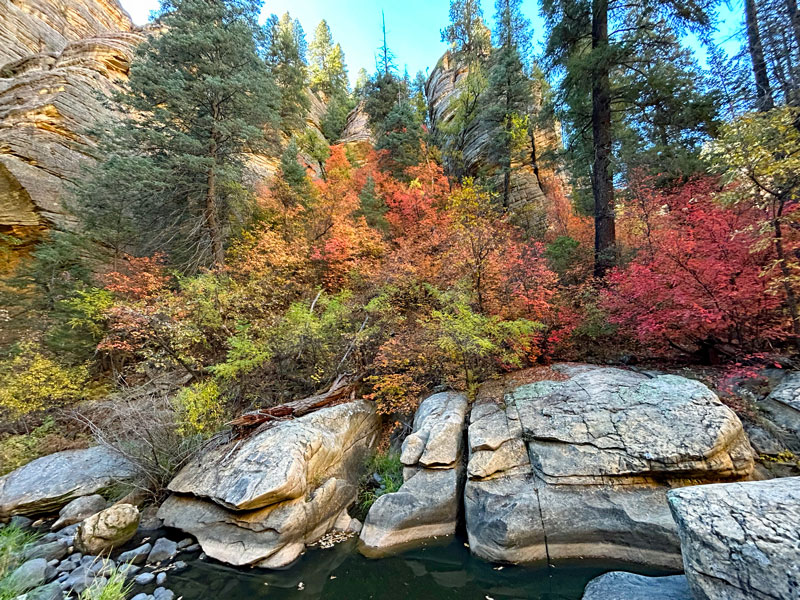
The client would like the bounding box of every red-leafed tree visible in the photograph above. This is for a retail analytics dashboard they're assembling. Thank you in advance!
[604,176,791,362]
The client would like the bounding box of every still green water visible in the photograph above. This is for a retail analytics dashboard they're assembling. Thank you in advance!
[168,535,673,600]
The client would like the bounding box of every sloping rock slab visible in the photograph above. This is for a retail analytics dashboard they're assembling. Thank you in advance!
[668,477,800,600]
[510,365,754,483]
[465,474,682,568]
[359,467,464,552]
[0,446,137,519]
[168,401,379,510]
[582,572,692,600]
[159,477,355,568]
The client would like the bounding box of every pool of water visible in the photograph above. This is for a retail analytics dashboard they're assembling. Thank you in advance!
[168,534,675,600]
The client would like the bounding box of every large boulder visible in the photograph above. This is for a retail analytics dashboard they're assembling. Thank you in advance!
[757,372,800,449]
[0,446,138,519]
[360,392,468,552]
[74,503,139,555]
[581,572,692,600]
[667,477,800,600]
[159,400,379,568]
[465,365,755,568]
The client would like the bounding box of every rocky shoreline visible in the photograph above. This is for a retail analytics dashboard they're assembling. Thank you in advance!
[0,363,798,600]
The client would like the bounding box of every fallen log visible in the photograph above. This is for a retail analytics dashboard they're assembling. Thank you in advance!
[228,375,358,437]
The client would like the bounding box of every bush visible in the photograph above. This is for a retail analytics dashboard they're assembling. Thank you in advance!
[174,379,226,435]
[0,524,40,599]
[356,450,404,516]
[0,343,92,417]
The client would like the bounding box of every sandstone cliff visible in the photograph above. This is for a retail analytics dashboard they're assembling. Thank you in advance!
[0,0,139,236]
[425,52,565,215]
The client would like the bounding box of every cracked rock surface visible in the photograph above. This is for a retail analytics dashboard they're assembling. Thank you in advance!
[465,364,755,568]
[668,477,800,600]
[159,400,379,568]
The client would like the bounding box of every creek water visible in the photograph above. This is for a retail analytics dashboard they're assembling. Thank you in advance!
[167,534,674,600]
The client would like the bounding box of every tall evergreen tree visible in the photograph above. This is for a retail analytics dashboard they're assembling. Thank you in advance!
[482,0,532,209]
[75,0,279,270]
[309,20,349,98]
[441,0,491,60]
[266,12,311,133]
[542,0,713,276]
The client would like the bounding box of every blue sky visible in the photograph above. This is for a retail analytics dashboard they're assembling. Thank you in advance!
[119,0,743,85]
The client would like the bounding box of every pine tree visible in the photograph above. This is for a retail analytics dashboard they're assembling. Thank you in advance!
[441,0,491,61]
[411,70,429,126]
[482,0,532,209]
[309,20,349,98]
[376,103,424,175]
[266,12,311,133]
[542,0,713,276]
[75,0,279,270]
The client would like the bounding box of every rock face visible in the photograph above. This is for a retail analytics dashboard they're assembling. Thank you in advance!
[74,503,139,555]
[0,0,143,232]
[0,446,138,519]
[159,400,379,568]
[581,572,692,600]
[465,365,755,568]
[758,372,800,449]
[425,51,564,215]
[667,477,800,600]
[338,101,372,144]
[360,392,469,552]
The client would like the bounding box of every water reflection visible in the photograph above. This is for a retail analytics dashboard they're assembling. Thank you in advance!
[169,535,674,600]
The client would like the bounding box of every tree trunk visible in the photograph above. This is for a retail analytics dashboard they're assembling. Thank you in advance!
[774,214,800,350]
[786,0,800,57]
[745,0,775,111]
[206,136,224,267]
[529,127,542,188]
[591,0,616,278]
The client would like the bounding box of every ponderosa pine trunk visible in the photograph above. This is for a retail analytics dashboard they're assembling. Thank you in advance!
[745,0,775,111]
[591,0,616,278]
[786,0,800,57]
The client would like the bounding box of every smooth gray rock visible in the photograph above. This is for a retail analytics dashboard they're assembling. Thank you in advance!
[510,366,754,483]
[160,401,379,568]
[465,474,682,568]
[51,495,107,531]
[581,572,692,600]
[399,392,469,468]
[0,447,137,518]
[758,372,800,447]
[61,565,97,595]
[130,594,150,600]
[167,401,379,511]
[464,365,755,568]
[153,588,174,600]
[360,467,464,551]
[147,538,177,564]
[24,540,68,562]
[118,542,152,565]
[668,477,800,600]
[134,572,155,585]
[16,581,65,600]
[4,558,52,593]
[176,538,193,549]
[155,571,166,585]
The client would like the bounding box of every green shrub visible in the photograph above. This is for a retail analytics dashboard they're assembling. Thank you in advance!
[0,524,40,599]
[356,450,404,517]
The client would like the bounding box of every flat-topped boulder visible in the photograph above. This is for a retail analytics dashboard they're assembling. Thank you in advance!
[511,365,754,483]
[0,446,138,519]
[360,392,468,553]
[160,400,379,568]
[668,477,800,600]
[465,365,755,568]
[758,372,800,448]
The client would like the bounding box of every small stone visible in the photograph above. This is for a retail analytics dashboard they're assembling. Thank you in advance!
[130,595,150,600]
[156,572,167,585]
[176,538,193,550]
[75,504,140,555]
[153,587,174,600]
[4,558,52,593]
[18,581,65,600]
[147,538,178,564]
[10,515,33,529]
[51,495,107,531]
[172,561,187,573]
[25,540,69,562]
[135,572,156,585]
[183,544,200,553]
[118,543,152,565]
